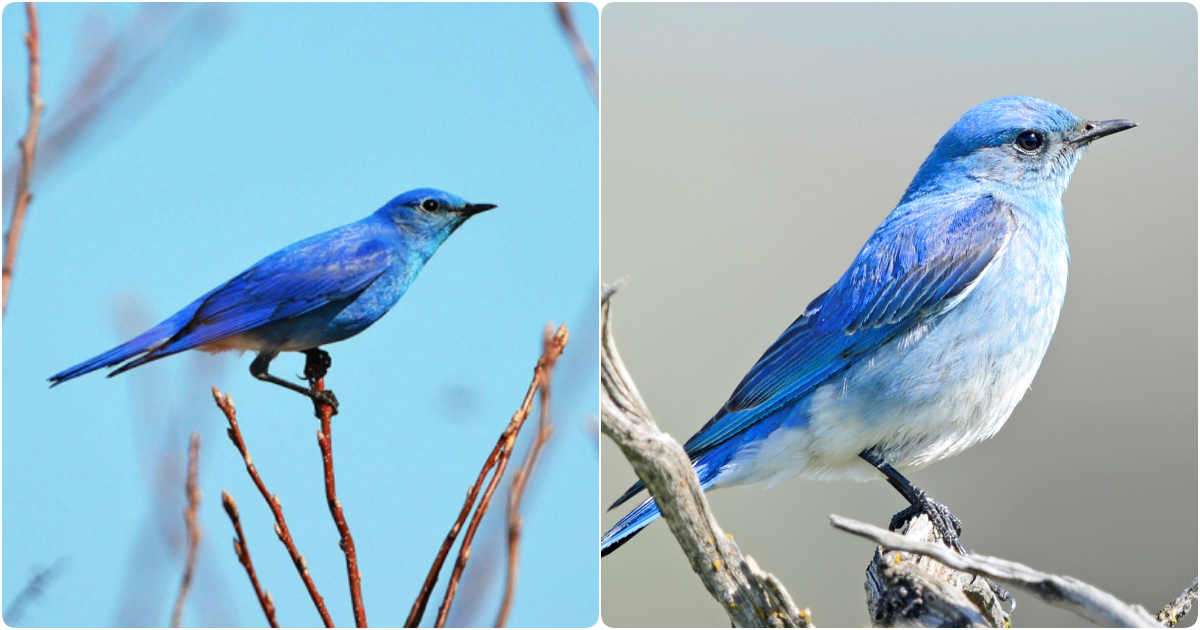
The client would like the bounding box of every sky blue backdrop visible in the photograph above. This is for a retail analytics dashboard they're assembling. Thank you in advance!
[2,3,598,627]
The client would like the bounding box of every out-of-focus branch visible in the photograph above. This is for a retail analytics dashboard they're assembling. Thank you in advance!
[600,281,812,628]
[1156,577,1197,628]
[2,2,45,315]
[2,559,66,625]
[212,388,335,628]
[222,491,279,628]
[495,324,559,628]
[406,325,569,628]
[552,2,598,104]
[171,433,203,627]
[308,366,367,628]
[829,514,1163,628]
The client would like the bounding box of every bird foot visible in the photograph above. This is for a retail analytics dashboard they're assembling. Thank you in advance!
[310,388,339,416]
[303,349,333,381]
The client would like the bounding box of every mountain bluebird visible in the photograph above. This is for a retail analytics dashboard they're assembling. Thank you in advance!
[602,96,1135,556]
[50,188,496,411]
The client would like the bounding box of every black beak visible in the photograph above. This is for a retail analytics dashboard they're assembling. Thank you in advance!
[463,203,497,216]
[1070,119,1137,145]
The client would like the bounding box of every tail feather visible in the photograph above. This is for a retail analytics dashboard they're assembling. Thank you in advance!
[601,495,661,556]
[48,321,179,386]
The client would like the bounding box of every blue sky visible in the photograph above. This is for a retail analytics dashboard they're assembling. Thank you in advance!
[2,3,598,627]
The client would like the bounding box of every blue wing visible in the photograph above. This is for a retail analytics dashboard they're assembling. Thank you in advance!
[609,194,1016,510]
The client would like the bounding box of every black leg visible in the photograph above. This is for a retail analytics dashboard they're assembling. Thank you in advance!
[249,352,339,415]
[859,449,1013,605]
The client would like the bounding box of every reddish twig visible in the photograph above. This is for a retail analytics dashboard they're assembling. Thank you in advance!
[495,325,558,627]
[552,2,598,104]
[3,2,45,314]
[404,325,569,628]
[170,433,203,627]
[221,490,279,628]
[310,372,367,628]
[212,388,335,628]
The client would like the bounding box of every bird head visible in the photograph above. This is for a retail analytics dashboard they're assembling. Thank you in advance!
[379,188,497,241]
[903,96,1135,202]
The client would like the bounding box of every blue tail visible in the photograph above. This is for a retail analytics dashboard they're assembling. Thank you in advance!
[601,495,661,556]
[48,315,188,386]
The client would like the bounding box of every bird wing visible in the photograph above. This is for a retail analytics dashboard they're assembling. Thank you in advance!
[681,194,1017,457]
[150,229,395,355]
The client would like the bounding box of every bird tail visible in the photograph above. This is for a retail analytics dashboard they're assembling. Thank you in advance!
[601,495,662,556]
[48,318,182,386]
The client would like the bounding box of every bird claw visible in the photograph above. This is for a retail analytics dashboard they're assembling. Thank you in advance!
[303,349,333,381]
[889,491,965,554]
[309,388,339,416]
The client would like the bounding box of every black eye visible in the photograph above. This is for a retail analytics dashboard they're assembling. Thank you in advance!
[1015,131,1043,153]
[421,199,439,212]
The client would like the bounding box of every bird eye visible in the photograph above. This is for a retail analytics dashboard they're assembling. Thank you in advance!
[1014,131,1044,153]
[421,199,439,212]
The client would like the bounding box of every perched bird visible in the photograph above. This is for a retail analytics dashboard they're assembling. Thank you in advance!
[50,188,496,409]
[602,96,1135,556]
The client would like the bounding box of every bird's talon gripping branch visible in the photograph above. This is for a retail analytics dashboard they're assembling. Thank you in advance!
[310,389,339,415]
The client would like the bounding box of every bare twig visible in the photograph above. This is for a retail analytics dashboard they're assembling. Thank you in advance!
[1156,577,1197,628]
[171,433,203,627]
[3,2,45,314]
[310,371,367,628]
[221,491,279,628]
[829,514,1161,628]
[495,325,559,627]
[212,388,335,628]
[552,2,598,104]
[600,282,811,628]
[406,325,569,628]
[3,559,66,625]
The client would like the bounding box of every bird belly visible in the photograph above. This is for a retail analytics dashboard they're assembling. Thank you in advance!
[719,225,1068,487]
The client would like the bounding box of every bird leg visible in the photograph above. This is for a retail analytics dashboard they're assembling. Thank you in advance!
[859,449,1013,605]
[249,352,339,416]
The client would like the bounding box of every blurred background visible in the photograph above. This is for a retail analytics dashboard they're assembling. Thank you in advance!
[3,3,598,627]
[601,3,1195,627]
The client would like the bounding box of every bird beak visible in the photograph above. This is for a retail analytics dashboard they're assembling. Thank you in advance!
[463,203,497,216]
[1069,119,1137,145]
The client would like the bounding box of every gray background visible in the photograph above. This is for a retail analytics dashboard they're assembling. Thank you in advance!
[600,3,1197,627]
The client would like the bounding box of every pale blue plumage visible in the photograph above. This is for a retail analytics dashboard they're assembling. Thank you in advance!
[50,188,495,389]
[603,96,1135,554]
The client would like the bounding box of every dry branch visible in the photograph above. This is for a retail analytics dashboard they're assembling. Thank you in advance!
[310,371,367,628]
[600,281,811,628]
[3,2,45,314]
[552,2,598,104]
[1156,578,1197,628]
[830,514,1163,628]
[406,324,569,628]
[495,325,558,627]
[213,388,335,628]
[171,432,203,627]
[222,491,279,628]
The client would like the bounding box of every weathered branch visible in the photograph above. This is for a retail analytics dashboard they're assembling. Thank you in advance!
[213,388,335,628]
[221,490,279,628]
[171,433,203,627]
[600,281,811,628]
[830,514,1162,628]
[495,325,558,627]
[552,2,598,104]
[3,2,45,314]
[1156,577,1197,628]
[863,514,1007,628]
[406,324,569,628]
[309,367,367,627]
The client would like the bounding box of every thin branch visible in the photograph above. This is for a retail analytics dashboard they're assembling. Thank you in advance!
[171,433,203,627]
[212,388,335,628]
[1156,577,1197,628]
[552,2,598,104]
[2,559,66,625]
[829,514,1161,628]
[3,2,46,315]
[406,325,569,628]
[310,371,367,628]
[495,324,558,627]
[600,281,811,628]
[221,490,279,628]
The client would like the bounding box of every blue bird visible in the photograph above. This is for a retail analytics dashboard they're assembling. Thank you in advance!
[50,188,496,410]
[602,96,1135,556]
